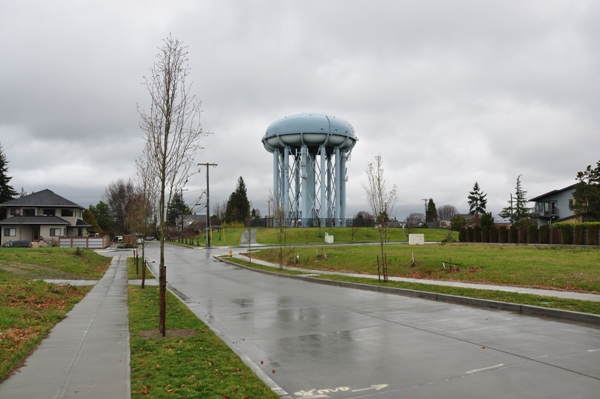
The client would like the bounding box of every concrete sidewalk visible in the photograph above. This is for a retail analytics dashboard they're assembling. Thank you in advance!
[0,255,130,399]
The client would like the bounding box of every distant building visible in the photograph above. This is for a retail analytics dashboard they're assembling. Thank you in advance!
[529,184,578,227]
[0,189,90,246]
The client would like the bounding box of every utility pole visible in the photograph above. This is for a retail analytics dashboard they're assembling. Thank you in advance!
[198,163,217,247]
[422,198,428,222]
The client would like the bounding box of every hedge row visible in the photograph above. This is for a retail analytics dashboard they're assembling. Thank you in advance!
[458,225,600,245]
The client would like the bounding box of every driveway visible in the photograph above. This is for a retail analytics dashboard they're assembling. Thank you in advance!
[143,242,600,398]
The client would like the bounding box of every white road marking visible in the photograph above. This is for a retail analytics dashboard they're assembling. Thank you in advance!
[588,349,600,352]
[466,364,504,374]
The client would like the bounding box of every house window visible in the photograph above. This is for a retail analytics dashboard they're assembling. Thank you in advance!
[50,228,62,237]
[4,228,16,237]
[9,208,20,216]
[569,199,574,208]
[23,209,36,216]
[43,209,55,216]
[61,209,73,217]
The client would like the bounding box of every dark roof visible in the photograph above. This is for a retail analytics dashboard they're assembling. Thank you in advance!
[529,184,577,202]
[75,219,91,227]
[0,216,70,226]
[0,189,83,208]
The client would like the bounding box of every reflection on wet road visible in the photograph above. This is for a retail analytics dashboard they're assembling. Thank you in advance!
[143,243,600,398]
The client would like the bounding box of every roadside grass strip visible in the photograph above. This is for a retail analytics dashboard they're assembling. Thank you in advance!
[128,286,280,399]
[0,248,111,382]
[128,257,155,280]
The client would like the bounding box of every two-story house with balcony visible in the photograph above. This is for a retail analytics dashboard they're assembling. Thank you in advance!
[0,189,90,246]
[529,184,578,227]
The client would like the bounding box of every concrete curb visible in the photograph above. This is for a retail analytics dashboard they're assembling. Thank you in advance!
[216,256,600,326]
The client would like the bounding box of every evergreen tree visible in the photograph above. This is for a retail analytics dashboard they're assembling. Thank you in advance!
[570,159,600,222]
[479,212,495,228]
[0,144,18,219]
[89,201,113,234]
[83,209,102,234]
[167,191,191,226]
[425,198,437,223]
[499,175,532,226]
[225,176,250,224]
[467,182,487,215]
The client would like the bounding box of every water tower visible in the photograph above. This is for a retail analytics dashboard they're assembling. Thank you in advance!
[262,113,358,227]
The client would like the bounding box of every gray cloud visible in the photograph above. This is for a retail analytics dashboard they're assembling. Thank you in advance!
[1,0,599,219]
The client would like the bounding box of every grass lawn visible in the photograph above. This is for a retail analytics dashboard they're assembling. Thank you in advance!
[255,227,456,245]
[127,257,155,280]
[128,286,279,399]
[0,248,111,381]
[250,243,600,293]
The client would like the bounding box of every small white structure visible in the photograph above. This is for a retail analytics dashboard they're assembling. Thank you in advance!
[325,232,334,244]
[409,234,424,245]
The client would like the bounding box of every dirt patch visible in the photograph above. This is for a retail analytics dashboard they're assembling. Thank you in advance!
[138,328,197,339]
[0,262,56,275]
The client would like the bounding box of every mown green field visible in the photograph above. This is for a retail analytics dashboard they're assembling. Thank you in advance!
[250,243,600,293]
[255,227,456,245]
[182,227,457,247]
[0,248,111,381]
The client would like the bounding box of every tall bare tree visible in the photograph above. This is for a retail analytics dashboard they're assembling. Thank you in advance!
[363,154,398,278]
[268,189,287,269]
[138,34,207,336]
[437,204,458,221]
[104,179,136,234]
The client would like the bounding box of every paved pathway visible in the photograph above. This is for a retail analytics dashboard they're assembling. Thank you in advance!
[0,255,130,399]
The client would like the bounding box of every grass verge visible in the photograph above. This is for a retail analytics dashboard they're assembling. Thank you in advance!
[251,244,600,293]
[128,286,280,399]
[0,248,111,382]
[128,257,155,280]
[223,255,600,315]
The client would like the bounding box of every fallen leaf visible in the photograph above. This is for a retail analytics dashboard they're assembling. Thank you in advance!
[272,369,276,374]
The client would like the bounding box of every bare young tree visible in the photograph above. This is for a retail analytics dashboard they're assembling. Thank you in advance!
[137,34,207,336]
[268,189,287,269]
[405,212,425,232]
[437,204,458,221]
[363,154,398,280]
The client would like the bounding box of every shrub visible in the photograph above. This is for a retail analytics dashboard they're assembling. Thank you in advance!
[518,226,527,244]
[498,226,507,243]
[539,225,549,244]
[473,226,481,242]
[561,225,572,245]
[466,227,473,242]
[588,225,598,246]
[489,227,498,243]
[508,226,517,243]
[528,225,538,244]
[459,227,467,242]
[551,226,560,244]
[482,226,489,243]
[574,224,584,245]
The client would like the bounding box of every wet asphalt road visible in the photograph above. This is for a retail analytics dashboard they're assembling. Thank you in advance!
[143,242,600,398]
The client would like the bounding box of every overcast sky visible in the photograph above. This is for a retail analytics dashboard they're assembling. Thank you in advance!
[1,0,599,221]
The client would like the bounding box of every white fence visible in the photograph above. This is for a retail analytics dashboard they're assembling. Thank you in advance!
[59,236,110,249]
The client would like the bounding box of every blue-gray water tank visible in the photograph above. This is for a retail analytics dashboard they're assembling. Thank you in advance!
[262,113,357,152]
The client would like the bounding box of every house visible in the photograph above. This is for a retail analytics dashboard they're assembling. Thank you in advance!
[0,189,91,246]
[529,184,578,227]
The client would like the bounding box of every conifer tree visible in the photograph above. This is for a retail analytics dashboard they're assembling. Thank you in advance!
[499,175,532,226]
[0,143,18,219]
[467,182,487,215]
[225,177,250,224]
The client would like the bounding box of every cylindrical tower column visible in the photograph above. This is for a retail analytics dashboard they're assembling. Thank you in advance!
[283,146,289,225]
[320,146,326,226]
[340,151,347,227]
[334,146,341,226]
